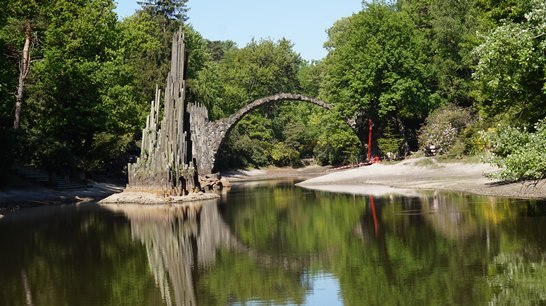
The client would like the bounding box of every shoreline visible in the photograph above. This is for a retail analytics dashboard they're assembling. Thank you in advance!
[0,180,124,215]
[0,165,329,215]
[221,165,331,183]
[3,158,545,216]
[296,158,546,200]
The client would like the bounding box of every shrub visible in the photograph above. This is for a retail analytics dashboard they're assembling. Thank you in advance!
[462,118,496,155]
[87,132,134,173]
[378,121,404,158]
[446,138,466,159]
[378,136,404,157]
[487,119,546,181]
[271,142,300,167]
[418,104,472,155]
[37,142,75,172]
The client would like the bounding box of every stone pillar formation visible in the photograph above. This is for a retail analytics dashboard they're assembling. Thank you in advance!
[127,30,197,195]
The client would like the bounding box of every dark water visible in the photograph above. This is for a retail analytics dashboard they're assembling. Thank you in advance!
[1,181,546,305]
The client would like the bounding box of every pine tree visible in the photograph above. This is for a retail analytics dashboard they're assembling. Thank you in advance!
[137,0,189,30]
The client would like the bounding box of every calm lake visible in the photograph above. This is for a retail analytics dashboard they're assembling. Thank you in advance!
[1,180,546,305]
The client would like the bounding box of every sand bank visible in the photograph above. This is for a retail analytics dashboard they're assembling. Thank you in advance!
[98,191,219,204]
[297,158,546,199]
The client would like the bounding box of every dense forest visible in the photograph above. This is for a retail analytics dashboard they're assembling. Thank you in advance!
[1,0,545,182]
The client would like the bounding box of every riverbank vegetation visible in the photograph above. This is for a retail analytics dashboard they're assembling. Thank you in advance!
[0,0,545,183]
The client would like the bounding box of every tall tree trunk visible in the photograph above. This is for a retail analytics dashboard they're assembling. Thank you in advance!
[13,23,32,129]
[396,116,410,157]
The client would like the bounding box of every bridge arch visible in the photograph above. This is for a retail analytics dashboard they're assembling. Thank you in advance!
[223,93,334,129]
[189,93,358,175]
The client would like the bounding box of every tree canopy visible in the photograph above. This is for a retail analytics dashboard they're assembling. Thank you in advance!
[0,0,545,180]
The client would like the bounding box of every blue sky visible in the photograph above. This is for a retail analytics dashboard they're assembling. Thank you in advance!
[114,1,363,61]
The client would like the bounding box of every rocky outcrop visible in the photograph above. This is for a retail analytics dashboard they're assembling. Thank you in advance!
[197,173,231,192]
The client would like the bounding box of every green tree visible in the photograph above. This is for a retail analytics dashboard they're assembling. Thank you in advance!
[297,60,322,97]
[0,0,16,126]
[125,0,189,103]
[118,10,166,110]
[321,2,436,155]
[400,0,478,106]
[1,0,51,129]
[20,0,131,171]
[311,111,361,165]
[137,0,188,25]
[206,40,237,62]
[216,38,302,114]
[472,0,546,126]
[210,39,304,168]
[476,0,533,28]
[119,6,205,107]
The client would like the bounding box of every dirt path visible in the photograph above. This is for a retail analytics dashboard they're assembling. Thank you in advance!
[297,158,546,199]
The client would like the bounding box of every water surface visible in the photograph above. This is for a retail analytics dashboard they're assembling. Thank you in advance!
[1,180,545,305]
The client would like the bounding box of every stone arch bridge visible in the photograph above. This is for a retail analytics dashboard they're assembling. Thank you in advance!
[188,93,360,175]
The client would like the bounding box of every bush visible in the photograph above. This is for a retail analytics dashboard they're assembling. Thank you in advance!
[271,142,300,167]
[418,104,472,155]
[463,119,496,155]
[377,121,404,158]
[37,142,75,172]
[446,138,467,159]
[487,119,546,181]
[87,132,133,172]
[313,138,361,166]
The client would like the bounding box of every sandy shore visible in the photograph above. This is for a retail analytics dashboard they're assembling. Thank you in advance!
[222,165,331,182]
[0,180,124,214]
[297,158,546,199]
[99,191,220,204]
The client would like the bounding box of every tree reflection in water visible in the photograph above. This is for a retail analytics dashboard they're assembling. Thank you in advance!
[421,193,479,241]
[101,185,546,305]
[104,199,316,305]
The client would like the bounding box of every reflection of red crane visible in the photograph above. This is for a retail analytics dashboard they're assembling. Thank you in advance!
[369,195,378,236]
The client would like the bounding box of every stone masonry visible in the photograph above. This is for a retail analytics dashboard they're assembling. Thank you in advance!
[189,93,338,175]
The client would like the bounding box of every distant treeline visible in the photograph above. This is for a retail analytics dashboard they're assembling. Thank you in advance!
[1,0,545,181]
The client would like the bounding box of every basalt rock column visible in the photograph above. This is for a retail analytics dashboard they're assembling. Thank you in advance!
[127,30,196,195]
